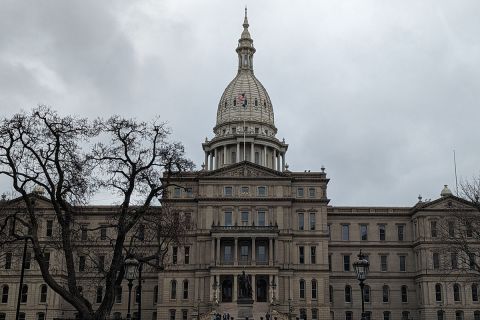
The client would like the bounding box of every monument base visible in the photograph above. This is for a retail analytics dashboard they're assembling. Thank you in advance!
[237,298,254,320]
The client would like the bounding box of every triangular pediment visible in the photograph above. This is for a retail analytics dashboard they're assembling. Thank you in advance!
[203,161,288,178]
[412,195,477,213]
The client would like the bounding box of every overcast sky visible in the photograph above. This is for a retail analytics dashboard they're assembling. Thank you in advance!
[1,0,479,206]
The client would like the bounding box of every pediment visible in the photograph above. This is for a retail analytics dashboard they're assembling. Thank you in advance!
[203,161,287,178]
[413,195,477,213]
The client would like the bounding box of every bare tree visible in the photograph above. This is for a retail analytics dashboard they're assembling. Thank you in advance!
[0,106,193,319]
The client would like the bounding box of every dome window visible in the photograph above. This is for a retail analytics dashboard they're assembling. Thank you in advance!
[225,101,227,107]
[233,99,237,106]
[255,98,258,106]
[263,101,267,107]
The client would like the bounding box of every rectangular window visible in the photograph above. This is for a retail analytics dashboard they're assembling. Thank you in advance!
[342,225,349,241]
[254,151,259,164]
[173,187,181,197]
[79,256,86,272]
[297,187,304,197]
[308,187,315,198]
[257,211,266,226]
[345,311,353,320]
[431,221,437,238]
[169,309,176,320]
[4,252,12,270]
[258,245,267,263]
[185,187,193,197]
[312,308,318,320]
[115,286,122,303]
[328,255,332,271]
[310,213,316,230]
[433,253,440,269]
[224,186,233,196]
[44,252,50,269]
[451,253,458,269]
[232,151,236,163]
[397,225,405,241]
[310,246,316,264]
[257,186,267,196]
[24,252,31,270]
[81,226,88,241]
[379,224,386,241]
[399,255,406,272]
[360,224,368,241]
[46,220,53,237]
[383,311,391,320]
[327,224,331,239]
[172,247,178,265]
[299,246,305,264]
[240,186,249,194]
[182,310,188,320]
[96,287,103,303]
[98,255,105,272]
[241,211,249,225]
[343,255,350,271]
[137,224,145,241]
[240,245,249,263]
[380,255,388,272]
[184,247,190,264]
[224,211,233,226]
[224,245,232,262]
[298,213,304,230]
[448,221,455,238]
[100,226,107,240]
[470,253,476,270]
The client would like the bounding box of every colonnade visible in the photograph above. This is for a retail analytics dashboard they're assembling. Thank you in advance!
[210,236,277,266]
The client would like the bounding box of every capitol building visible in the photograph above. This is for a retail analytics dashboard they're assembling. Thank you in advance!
[1,11,480,320]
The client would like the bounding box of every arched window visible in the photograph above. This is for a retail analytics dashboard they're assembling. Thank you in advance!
[20,284,28,303]
[39,284,47,303]
[453,283,461,302]
[474,311,480,320]
[0,313,6,320]
[153,285,158,304]
[171,280,177,299]
[437,310,445,320]
[383,311,391,320]
[311,279,317,299]
[401,285,408,303]
[36,312,45,320]
[455,310,464,320]
[1,285,8,303]
[473,284,479,302]
[299,279,305,299]
[382,285,389,303]
[435,283,442,301]
[183,280,189,299]
[329,285,333,303]
[344,285,352,303]
[364,285,371,303]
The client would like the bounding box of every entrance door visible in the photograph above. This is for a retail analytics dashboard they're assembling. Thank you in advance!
[221,276,233,302]
[256,276,268,302]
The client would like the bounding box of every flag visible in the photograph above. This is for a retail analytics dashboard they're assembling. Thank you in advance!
[236,93,248,108]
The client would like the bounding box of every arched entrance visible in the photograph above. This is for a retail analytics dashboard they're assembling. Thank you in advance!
[256,276,268,302]
[221,276,233,302]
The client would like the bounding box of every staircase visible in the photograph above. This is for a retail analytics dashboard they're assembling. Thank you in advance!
[206,302,282,320]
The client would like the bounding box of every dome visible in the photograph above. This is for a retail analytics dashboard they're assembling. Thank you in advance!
[214,9,276,133]
[440,184,453,197]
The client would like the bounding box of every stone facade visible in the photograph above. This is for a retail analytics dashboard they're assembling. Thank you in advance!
[1,11,480,320]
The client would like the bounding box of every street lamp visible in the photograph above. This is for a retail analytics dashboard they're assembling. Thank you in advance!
[124,255,139,320]
[353,250,369,320]
[269,279,277,304]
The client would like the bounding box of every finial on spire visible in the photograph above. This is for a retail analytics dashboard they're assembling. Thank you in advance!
[243,6,249,28]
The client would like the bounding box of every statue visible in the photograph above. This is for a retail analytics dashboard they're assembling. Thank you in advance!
[238,271,252,299]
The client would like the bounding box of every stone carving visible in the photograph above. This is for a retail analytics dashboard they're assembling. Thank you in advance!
[238,271,252,299]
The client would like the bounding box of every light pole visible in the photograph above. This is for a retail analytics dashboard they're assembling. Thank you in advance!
[124,255,139,320]
[353,250,370,320]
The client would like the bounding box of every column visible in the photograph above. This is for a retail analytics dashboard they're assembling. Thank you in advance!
[233,274,238,302]
[281,152,285,171]
[251,142,254,163]
[210,275,214,301]
[211,238,215,265]
[210,153,214,170]
[289,276,293,301]
[216,238,221,265]
[252,237,256,265]
[234,237,238,266]
[236,143,240,162]
[274,239,279,264]
[269,274,273,303]
[263,145,267,167]
[223,145,227,166]
[195,277,200,301]
[214,148,217,170]
[204,151,209,170]
[251,274,256,302]
[269,237,273,266]
[277,150,281,171]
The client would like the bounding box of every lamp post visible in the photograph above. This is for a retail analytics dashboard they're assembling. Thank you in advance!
[270,278,277,305]
[353,250,370,320]
[124,255,139,320]
[212,279,219,305]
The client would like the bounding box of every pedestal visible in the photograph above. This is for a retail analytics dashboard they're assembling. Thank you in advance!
[237,298,254,320]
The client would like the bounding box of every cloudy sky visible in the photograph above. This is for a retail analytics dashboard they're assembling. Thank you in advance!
[1,0,479,206]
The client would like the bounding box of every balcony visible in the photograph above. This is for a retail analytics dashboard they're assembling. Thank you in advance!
[211,225,278,233]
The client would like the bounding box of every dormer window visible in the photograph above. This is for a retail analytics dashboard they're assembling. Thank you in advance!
[255,98,258,106]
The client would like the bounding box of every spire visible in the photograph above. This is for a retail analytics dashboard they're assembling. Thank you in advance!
[236,8,256,71]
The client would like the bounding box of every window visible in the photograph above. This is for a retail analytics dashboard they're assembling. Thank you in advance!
[241,211,249,225]
[81,226,88,241]
[383,311,391,320]
[170,309,176,320]
[329,285,334,303]
[18,313,26,320]
[397,225,405,241]
[172,247,178,264]
[474,311,480,320]
[298,213,304,230]
[100,225,107,240]
[257,186,267,196]
[240,245,249,263]
[297,187,304,197]
[311,279,317,299]
[224,211,232,226]
[435,283,442,301]
[1,285,8,303]
[360,224,368,240]
[37,313,45,320]
[379,224,386,241]
[451,252,458,269]
[299,279,305,299]
[231,151,236,163]
[401,311,410,320]
[342,225,349,241]
[308,187,316,198]
[455,311,464,320]
[184,247,190,264]
[46,220,53,237]
[364,312,371,320]
[40,284,47,303]
[115,286,122,303]
[433,253,440,270]
[311,246,316,264]
[473,284,479,302]
[401,285,408,303]
[113,312,122,320]
[448,221,455,237]
[137,224,145,241]
[437,310,445,320]
[257,211,266,226]
[312,308,318,320]
[171,280,177,299]
[153,285,158,304]
[470,253,476,270]
[183,280,189,299]
[174,187,181,197]
[380,255,388,272]
[96,287,103,303]
[254,152,259,164]
[0,313,5,320]
[20,284,28,303]
[79,255,86,272]
[310,213,316,230]
[4,252,11,270]
[345,311,353,320]
[343,255,350,271]
[431,221,437,238]
[256,244,266,264]
[454,283,461,302]
[185,187,193,197]
[224,186,233,196]
[182,310,188,320]
[399,255,406,272]
[382,285,389,302]
[344,285,352,302]
[98,255,105,272]
[240,186,249,194]
[224,245,232,262]
[364,285,371,303]
[24,252,31,270]
[328,255,332,271]
[43,252,50,269]
[299,246,305,264]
